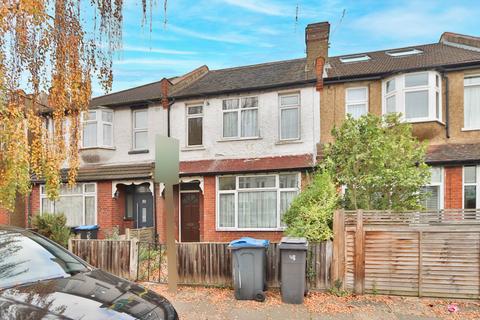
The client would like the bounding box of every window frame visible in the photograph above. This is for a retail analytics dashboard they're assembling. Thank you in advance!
[40,183,97,226]
[382,71,442,123]
[463,165,480,210]
[345,87,369,119]
[221,96,259,140]
[215,173,300,231]
[81,108,114,149]
[185,104,204,147]
[463,75,480,131]
[278,92,301,141]
[132,109,148,151]
[423,166,444,211]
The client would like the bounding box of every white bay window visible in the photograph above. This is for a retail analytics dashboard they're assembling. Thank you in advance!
[464,75,480,130]
[217,173,300,230]
[382,71,441,122]
[82,109,114,148]
[222,97,259,139]
[40,183,97,226]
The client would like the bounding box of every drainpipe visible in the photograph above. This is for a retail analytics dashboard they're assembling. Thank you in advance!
[443,72,450,139]
[167,99,175,137]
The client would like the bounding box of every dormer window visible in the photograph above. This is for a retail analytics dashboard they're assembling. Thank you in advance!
[82,109,114,148]
[386,48,423,57]
[382,71,441,123]
[339,54,371,63]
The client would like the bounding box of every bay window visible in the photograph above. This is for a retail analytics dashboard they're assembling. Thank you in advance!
[222,97,258,139]
[279,93,300,140]
[133,109,148,150]
[382,71,441,122]
[40,183,97,226]
[464,75,480,130]
[346,87,368,119]
[217,173,300,230]
[422,167,443,210]
[82,109,114,148]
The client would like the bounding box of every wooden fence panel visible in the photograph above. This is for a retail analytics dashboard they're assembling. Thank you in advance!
[336,210,480,299]
[70,239,132,280]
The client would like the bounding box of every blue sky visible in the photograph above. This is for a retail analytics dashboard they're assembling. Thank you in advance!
[96,0,480,97]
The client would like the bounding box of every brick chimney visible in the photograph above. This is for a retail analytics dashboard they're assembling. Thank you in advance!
[305,22,330,90]
[440,32,480,51]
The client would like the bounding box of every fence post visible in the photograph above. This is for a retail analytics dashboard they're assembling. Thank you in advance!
[130,238,139,281]
[331,209,345,288]
[68,238,73,252]
[354,210,365,294]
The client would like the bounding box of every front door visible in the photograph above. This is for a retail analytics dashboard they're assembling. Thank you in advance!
[181,193,200,242]
[134,193,154,228]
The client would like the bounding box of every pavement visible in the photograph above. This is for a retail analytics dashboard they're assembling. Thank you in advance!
[142,283,480,320]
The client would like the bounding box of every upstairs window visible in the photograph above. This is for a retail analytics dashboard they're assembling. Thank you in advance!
[222,97,258,139]
[133,109,148,150]
[82,109,113,148]
[279,93,300,140]
[464,75,480,130]
[186,105,203,146]
[346,87,368,119]
[383,71,441,122]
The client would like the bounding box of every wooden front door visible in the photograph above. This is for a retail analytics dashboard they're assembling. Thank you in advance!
[181,192,200,242]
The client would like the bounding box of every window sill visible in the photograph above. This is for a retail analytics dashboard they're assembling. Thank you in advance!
[80,146,116,151]
[128,149,149,155]
[406,119,445,125]
[461,127,480,132]
[275,139,302,145]
[181,146,206,151]
[217,137,262,142]
[216,228,285,232]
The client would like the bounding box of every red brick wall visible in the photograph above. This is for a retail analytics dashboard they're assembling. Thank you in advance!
[97,182,133,238]
[0,207,9,225]
[201,176,284,243]
[28,184,41,227]
[444,166,463,209]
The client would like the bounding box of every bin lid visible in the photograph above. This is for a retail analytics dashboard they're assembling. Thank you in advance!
[228,237,269,249]
[74,225,99,231]
[279,237,308,250]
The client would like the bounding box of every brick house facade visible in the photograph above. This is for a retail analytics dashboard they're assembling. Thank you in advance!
[8,23,480,243]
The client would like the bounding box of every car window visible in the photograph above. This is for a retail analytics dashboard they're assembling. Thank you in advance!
[0,230,89,289]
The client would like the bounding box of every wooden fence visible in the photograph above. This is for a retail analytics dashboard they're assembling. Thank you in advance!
[172,241,332,289]
[332,209,480,299]
[69,239,138,281]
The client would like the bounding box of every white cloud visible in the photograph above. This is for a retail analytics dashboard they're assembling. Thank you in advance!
[166,25,254,44]
[221,0,294,16]
[122,45,197,55]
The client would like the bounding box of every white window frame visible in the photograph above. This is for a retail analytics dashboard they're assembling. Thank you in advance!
[278,92,301,141]
[382,71,442,123]
[40,183,97,226]
[463,75,480,131]
[221,96,259,139]
[423,166,444,210]
[132,109,148,150]
[81,108,114,148]
[215,172,301,231]
[186,104,204,147]
[463,165,480,209]
[345,87,369,119]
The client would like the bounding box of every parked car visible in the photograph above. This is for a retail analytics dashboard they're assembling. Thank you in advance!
[0,225,178,320]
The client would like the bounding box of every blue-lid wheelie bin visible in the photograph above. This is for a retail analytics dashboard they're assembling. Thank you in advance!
[228,237,269,302]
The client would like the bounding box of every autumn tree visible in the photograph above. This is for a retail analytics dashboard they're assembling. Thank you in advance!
[324,114,431,211]
[0,1,161,211]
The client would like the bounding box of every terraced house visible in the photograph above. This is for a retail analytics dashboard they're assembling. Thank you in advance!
[4,22,480,242]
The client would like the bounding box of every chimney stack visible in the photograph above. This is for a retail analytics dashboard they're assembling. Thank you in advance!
[305,22,330,90]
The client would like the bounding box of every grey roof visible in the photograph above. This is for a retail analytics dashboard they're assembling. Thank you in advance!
[427,143,480,165]
[91,41,480,105]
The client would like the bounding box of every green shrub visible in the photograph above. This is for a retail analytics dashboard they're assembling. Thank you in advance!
[283,171,339,242]
[33,213,71,247]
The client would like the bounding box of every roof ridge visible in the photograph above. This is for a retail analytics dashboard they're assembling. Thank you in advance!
[209,57,306,73]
